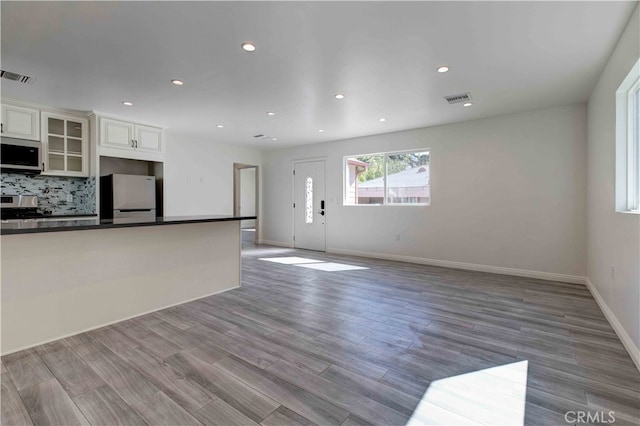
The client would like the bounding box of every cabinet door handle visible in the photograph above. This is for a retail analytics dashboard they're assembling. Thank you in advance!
[42,162,45,172]
[1,123,3,133]
[131,139,135,147]
[135,140,138,148]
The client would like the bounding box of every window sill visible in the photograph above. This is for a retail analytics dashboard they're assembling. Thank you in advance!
[617,210,640,215]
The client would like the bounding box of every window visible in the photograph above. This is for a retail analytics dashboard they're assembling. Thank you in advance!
[616,58,640,212]
[633,86,640,210]
[344,150,430,205]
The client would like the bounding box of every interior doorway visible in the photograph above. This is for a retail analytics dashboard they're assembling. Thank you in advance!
[233,163,259,244]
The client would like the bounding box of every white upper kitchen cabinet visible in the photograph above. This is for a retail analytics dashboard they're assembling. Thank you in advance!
[41,111,89,177]
[98,116,164,161]
[100,117,134,150]
[135,124,163,153]
[1,103,40,140]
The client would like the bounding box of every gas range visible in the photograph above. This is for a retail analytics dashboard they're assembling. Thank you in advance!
[0,195,46,220]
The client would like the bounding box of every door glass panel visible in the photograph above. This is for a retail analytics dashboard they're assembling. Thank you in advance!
[48,117,64,135]
[305,177,313,224]
[48,154,64,171]
[48,136,64,153]
[67,121,82,138]
[67,157,82,172]
[68,139,82,155]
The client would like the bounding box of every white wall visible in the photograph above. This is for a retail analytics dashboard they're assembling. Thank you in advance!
[240,167,257,228]
[163,130,262,217]
[587,5,640,364]
[262,104,587,280]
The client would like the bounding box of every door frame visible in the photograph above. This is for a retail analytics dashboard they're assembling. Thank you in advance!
[233,163,259,243]
[292,158,327,251]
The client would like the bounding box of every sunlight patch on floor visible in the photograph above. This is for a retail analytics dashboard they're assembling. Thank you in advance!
[244,247,295,256]
[259,257,324,264]
[259,257,369,272]
[407,361,528,426]
[295,262,369,271]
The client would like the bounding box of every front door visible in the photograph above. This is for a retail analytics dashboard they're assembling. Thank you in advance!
[293,160,326,251]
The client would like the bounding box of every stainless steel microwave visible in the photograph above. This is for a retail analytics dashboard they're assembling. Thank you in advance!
[0,137,42,174]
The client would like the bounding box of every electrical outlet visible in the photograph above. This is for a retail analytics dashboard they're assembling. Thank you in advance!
[395,234,401,241]
[66,193,73,203]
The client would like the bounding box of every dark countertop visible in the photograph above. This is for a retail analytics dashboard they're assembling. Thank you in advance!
[0,215,257,235]
[0,213,98,220]
[43,213,98,219]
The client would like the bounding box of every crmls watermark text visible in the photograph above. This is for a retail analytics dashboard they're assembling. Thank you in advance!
[564,411,615,424]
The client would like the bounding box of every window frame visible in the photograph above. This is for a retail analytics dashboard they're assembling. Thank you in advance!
[343,148,431,207]
[628,80,639,211]
[615,58,640,213]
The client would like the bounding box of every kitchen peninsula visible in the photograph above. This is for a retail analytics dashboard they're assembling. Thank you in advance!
[1,215,255,354]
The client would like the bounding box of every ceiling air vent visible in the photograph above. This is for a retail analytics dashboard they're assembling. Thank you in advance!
[0,70,35,85]
[444,92,472,104]
[253,134,271,140]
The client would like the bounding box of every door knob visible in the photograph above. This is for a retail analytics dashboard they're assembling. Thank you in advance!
[318,210,325,216]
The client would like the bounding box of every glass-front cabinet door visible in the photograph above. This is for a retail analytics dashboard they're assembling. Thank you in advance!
[41,112,88,176]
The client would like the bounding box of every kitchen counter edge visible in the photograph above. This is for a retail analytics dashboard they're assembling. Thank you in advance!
[0,215,257,235]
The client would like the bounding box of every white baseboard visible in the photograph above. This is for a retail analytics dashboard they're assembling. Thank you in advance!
[327,247,586,285]
[585,277,640,372]
[1,285,240,357]
[258,239,293,248]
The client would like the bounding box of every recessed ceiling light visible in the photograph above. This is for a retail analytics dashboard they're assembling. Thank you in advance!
[122,101,133,106]
[217,124,224,128]
[463,102,473,107]
[171,79,184,86]
[266,111,275,116]
[379,118,387,122]
[318,129,324,133]
[271,138,277,141]
[334,94,345,99]
[241,42,256,52]
[437,66,450,73]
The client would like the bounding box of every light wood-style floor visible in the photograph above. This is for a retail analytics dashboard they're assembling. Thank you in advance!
[2,242,639,425]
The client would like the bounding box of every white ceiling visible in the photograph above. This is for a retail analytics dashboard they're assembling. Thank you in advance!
[1,1,636,149]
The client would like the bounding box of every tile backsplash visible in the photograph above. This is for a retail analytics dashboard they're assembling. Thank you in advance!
[1,173,95,215]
